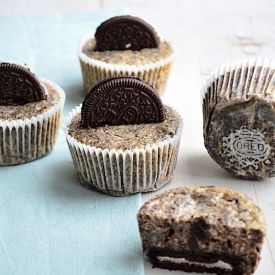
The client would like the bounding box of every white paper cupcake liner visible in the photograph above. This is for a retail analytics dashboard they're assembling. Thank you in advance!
[0,79,65,166]
[202,57,275,179]
[65,105,183,196]
[202,57,275,134]
[78,33,175,94]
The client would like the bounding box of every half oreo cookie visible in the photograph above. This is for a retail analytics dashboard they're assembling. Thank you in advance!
[0,62,47,105]
[81,76,165,127]
[94,15,160,51]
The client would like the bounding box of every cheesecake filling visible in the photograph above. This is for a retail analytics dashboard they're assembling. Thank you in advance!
[157,256,233,270]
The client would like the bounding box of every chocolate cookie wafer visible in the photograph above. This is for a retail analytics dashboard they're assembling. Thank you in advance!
[0,62,47,105]
[94,15,160,51]
[81,75,164,127]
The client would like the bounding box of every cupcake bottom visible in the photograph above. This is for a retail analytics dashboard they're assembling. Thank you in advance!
[205,97,275,179]
[79,59,173,95]
[0,80,65,166]
[203,57,275,179]
[66,139,180,196]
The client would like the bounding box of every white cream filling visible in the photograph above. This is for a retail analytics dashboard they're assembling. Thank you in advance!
[157,256,233,270]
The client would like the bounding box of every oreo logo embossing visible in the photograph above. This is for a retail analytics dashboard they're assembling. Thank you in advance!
[223,126,271,169]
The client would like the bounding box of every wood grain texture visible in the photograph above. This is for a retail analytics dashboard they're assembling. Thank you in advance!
[1,0,275,274]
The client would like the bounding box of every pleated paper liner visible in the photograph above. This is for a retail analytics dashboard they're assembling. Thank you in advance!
[65,105,183,196]
[0,79,65,166]
[78,33,175,95]
[202,57,275,179]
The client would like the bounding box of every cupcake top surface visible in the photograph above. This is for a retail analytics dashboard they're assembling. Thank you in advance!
[67,105,179,150]
[138,186,266,232]
[0,82,60,121]
[82,38,173,65]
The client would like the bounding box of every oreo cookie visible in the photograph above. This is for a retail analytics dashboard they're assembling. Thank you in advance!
[81,76,165,127]
[0,62,47,106]
[94,15,160,51]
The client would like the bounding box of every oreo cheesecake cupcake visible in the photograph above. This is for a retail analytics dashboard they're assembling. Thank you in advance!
[0,61,65,165]
[65,76,182,196]
[137,186,266,275]
[78,15,175,94]
[203,57,275,179]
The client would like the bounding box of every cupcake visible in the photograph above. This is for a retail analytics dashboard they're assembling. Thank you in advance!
[65,75,182,196]
[78,15,175,94]
[202,57,275,179]
[0,61,65,165]
[137,186,266,275]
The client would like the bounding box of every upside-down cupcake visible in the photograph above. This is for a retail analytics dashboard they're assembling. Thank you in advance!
[78,15,175,94]
[65,76,182,196]
[203,57,275,179]
[0,61,65,165]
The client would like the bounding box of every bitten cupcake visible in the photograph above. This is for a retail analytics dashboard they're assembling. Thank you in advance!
[137,186,266,275]
[78,15,175,94]
[203,57,275,179]
[0,61,65,165]
[65,75,182,196]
